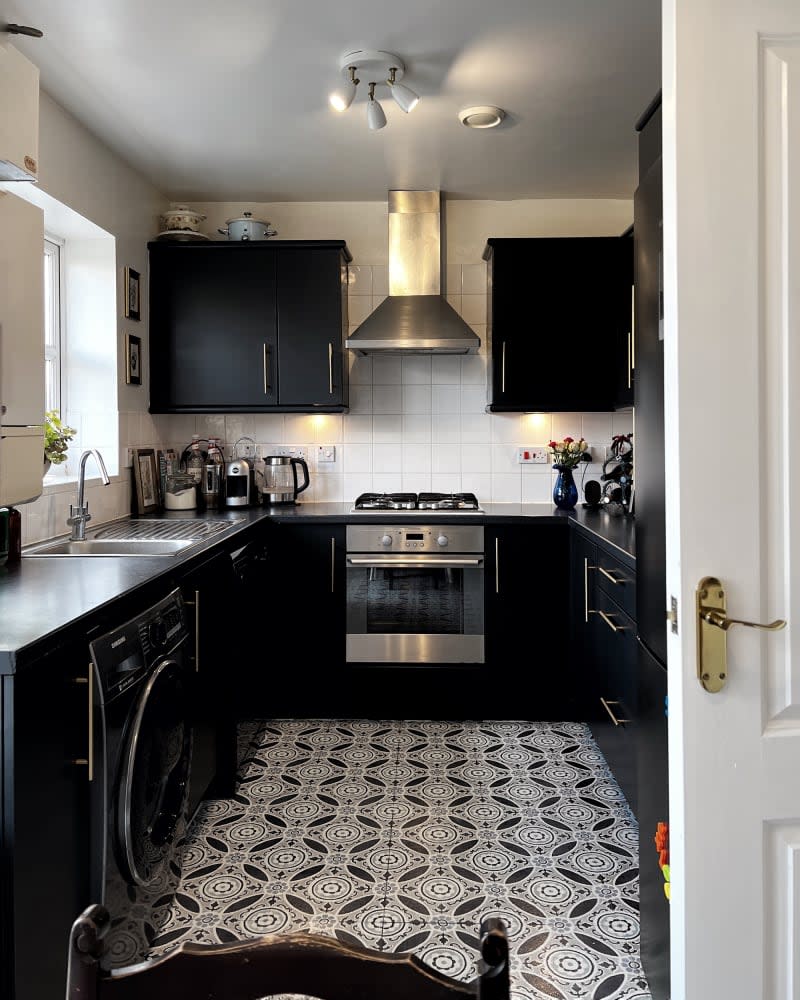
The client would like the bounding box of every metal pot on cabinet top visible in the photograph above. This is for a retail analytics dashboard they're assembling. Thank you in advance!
[217,211,278,241]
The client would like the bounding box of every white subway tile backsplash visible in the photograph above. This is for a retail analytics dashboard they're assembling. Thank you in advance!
[348,265,372,296]
[611,412,634,436]
[347,296,374,326]
[461,444,491,473]
[348,387,373,414]
[373,385,403,414]
[490,414,521,441]
[225,415,257,449]
[344,443,371,473]
[373,446,400,474]
[491,474,522,503]
[373,415,402,443]
[254,414,286,442]
[401,473,431,494]
[314,475,344,502]
[403,385,432,413]
[402,415,432,442]
[372,356,402,384]
[401,356,432,384]
[432,414,461,443]
[460,414,491,443]
[431,473,462,495]
[197,414,226,440]
[313,415,343,443]
[402,444,432,474]
[432,444,461,474]
[460,472,492,503]
[552,413,583,442]
[461,263,487,295]
[373,473,403,494]
[343,415,373,442]
[372,266,389,296]
[431,355,461,384]
[348,354,373,385]
[432,386,460,414]
[522,473,555,503]
[344,473,373,499]
[284,414,316,442]
[461,294,487,325]
[460,355,486,385]
[581,412,614,447]
[491,444,519,475]
[460,386,487,414]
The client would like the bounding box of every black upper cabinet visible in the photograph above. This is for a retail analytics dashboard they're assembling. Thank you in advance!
[148,240,351,413]
[483,237,633,412]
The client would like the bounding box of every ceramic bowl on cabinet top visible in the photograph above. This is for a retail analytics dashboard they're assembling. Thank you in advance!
[159,203,207,232]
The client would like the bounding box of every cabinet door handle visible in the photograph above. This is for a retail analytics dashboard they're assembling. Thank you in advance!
[598,565,625,586]
[73,666,94,781]
[328,342,334,395]
[598,609,627,633]
[630,283,636,372]
[495,537,500,594]
[263,344,271,394]
[184,591,201,671]
[331,537,336,593]
[584,558,596,622]
[501,341,506,393]
[627,330,632,389]
[600,697,628,726]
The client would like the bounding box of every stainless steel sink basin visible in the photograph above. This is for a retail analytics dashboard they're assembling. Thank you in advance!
[24,517,244,557]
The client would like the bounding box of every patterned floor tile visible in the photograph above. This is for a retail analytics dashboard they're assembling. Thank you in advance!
[143,719,651,1000]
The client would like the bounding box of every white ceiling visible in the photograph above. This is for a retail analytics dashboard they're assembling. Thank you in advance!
[3,0,661,202]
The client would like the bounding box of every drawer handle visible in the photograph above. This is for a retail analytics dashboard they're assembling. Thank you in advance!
[584,558,596,621]
[600,697,628,726]
[598,565,625,585]
[598,610,628,633]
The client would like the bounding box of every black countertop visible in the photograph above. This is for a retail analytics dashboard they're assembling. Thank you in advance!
[0,502,634,673]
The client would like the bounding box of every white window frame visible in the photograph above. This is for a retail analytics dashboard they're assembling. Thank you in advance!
[43,234,65,415]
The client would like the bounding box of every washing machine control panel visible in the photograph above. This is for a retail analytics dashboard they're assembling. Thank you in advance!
[89,589,190,700]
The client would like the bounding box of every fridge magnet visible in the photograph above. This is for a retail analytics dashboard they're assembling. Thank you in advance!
[124,266,141,321]
[132,447,160,514]
[125,333,142,385]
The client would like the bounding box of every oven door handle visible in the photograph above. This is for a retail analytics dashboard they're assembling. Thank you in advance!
[347,556,484,568]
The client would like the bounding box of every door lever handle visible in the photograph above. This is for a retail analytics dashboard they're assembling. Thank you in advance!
[696,576,787,693]
[700,608,786,632]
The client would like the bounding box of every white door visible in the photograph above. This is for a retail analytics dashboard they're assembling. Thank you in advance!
[664,1,800,998]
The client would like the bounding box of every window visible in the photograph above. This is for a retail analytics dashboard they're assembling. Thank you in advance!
[43,236,63,413]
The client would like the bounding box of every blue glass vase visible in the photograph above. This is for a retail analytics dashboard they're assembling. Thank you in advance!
[553,464,578,510]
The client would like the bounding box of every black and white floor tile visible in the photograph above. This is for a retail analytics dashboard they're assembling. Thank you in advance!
[148,720,652,1000]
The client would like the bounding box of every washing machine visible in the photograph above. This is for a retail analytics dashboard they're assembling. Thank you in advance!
[89,586,194,968]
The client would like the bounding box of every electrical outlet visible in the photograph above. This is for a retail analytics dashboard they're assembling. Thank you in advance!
[317,445,336,463]
[516,447,549,464]
[257,443,307,462]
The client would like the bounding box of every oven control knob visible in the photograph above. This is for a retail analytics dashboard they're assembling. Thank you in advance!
[380,534,393,547]
[436,534,449,547]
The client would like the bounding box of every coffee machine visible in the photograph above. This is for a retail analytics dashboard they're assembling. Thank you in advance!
[224,457,253,507]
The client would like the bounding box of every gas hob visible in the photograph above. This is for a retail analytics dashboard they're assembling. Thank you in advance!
[351,492,483,513]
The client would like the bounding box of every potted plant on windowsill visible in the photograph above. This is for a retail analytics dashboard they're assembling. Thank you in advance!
[43,409,76,476]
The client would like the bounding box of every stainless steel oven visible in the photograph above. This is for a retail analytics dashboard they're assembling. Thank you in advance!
[345,524,484,664]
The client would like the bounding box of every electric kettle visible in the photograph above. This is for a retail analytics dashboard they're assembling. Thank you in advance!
[261,455,310,505]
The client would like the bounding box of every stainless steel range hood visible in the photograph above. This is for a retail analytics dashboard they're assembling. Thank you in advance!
[345,190,481,355]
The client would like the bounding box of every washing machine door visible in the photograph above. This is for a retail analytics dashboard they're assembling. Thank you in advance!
[116,657,193,889]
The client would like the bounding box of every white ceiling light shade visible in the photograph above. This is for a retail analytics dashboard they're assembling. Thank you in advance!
[387,67,419,113]
[458,105,506,129]
[366,83,387,131]
[329,66,359,112]
[329,49,419,129]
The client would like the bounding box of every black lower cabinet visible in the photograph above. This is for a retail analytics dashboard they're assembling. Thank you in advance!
[637,640,670,1000]
[176,548,238,814]
[266,523,346,717]
[485,523,571,719]
[2,639,91,1000]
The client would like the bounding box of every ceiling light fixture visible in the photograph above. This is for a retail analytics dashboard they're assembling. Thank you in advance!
[329,49,420,129]
[458,105,506,129]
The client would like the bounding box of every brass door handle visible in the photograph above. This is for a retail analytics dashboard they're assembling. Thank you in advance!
[696,576,787,693]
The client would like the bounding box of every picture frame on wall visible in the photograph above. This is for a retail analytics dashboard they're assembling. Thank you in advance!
[125,333,142,385]
[132,447,160,514]
[125,266,141,321]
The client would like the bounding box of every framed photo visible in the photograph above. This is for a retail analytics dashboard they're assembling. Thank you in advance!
[125,333,142,385]
[125,266,141,321]
[132,447,160,514]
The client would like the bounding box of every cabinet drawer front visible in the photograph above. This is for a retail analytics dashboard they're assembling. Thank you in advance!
[594,588,637,713]
[595,548,636,620]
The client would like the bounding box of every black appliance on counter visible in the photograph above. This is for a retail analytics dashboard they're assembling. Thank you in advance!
[633,91,670,1000]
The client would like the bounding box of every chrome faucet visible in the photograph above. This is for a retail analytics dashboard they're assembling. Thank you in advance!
[67,449,111,541]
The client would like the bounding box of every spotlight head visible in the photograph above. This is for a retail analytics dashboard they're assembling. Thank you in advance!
[329,65,359,112]
[366,82,386,130]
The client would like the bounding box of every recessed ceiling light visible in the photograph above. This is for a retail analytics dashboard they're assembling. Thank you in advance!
[458,106,506,129]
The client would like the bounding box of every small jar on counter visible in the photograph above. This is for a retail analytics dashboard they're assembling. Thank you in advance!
[163,472,197,510]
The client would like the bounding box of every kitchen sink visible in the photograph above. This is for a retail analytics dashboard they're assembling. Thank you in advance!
[24,517,244,558]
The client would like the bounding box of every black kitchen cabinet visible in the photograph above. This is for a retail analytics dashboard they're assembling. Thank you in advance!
[262,523,346,716]
[2,638,91,1000]
[175,547,238,816]
[570,524,637,814]
[148,240,351,413]
[482,237,633,412]
[484,522,572,718]
[613,227,635,410]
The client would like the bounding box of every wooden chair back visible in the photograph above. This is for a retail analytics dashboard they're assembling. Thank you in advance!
[67,904,510,1000]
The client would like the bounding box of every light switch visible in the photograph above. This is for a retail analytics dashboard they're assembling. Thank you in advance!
[318,445,336,463]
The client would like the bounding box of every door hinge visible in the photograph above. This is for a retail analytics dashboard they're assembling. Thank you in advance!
[667,596,678,634]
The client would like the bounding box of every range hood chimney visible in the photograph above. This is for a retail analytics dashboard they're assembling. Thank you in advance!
[345,190,481,355]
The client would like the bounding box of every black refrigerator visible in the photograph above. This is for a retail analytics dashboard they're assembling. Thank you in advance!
[633,93,670,1000]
